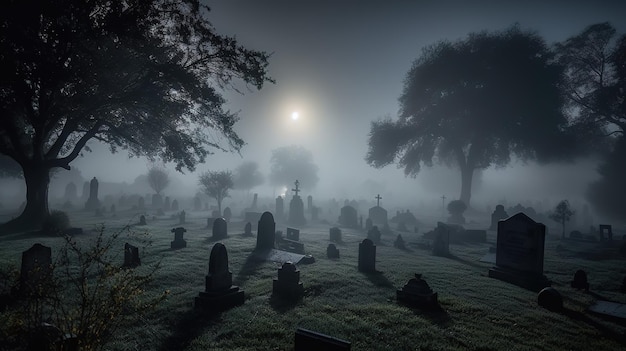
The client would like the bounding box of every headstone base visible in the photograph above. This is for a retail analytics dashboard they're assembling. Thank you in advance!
[273,280,304,299]
[488,267,550,292]
[170,240,187,249]
[396,290,439,309]
[194,286,244,312]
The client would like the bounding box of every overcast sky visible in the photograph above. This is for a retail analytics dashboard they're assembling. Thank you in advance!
[70,0,626,209]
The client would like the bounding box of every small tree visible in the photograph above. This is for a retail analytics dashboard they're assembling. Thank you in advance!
[549,200,575,238]
[199,171,234,215]
[147,165,170,195]
[233,161,264,194]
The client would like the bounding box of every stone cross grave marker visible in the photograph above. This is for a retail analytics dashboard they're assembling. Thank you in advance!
[289,180,307,226]
[195,243,244,312]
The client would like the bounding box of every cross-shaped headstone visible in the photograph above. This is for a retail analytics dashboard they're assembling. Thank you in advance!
[375,194,382,207]
[292,180,301,196]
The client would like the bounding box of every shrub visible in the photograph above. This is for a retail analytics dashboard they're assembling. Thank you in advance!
[41,210,70,234]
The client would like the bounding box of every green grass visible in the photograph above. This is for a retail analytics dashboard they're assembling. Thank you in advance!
[1,208,625,351]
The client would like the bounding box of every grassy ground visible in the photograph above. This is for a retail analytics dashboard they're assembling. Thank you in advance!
[1,208,625,351]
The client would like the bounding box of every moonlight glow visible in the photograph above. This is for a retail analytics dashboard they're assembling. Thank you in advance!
[291,111,299,120]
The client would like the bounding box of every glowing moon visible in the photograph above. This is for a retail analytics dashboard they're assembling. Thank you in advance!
[291,111,299,120]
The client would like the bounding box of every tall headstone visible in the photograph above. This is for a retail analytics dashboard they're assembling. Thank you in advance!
[490,205,509,230]
[488,213,550,291]
[212,217,228,240]
[170,227,187,249]
[164,196,171,211]
[179,210,186,224]
[432,222,450,256]
[288,180,307,226]
[81,181,90,202]
[276,196,284,220]
[20,243,52,296]
[251,193,258,209]
[255,211,276,251]
[307,195,313,213]
[84,177,101,211]
[339,205,358,228]
[358,239,376,273]
[368,194,388,227]
[195,243,245,312]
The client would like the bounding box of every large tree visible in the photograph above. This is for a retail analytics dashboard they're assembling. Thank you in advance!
[0,0,272,230]
[366,26,578,207]
[199,170,233,215]
[146,165,169,195]
[233,161,264,193]
[269,145,319,191]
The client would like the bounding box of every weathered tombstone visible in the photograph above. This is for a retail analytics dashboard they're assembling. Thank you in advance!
[212,217,228,240]
[329,227,342,243]
[599,224,613,241]
[365,217,373,231]
[327,244,340,259]
[339,205,358,228]
[394,234,406,249]
[138,215,147,225]
[367,226,381,244]
[432,222,450,256]
[571,269,590,291]
[488,213,550,291]
[368,194,388,227]
[255,211,276,251]
[170,227,187,249]
[396,273,439,309]
[286,227,300,241]
[193,196,201,211]
[178,210,186,224]
[294,327,351,351]
[137,197,145,210]
[195,243,245,312]
[84,177,101,211]
[275,196,284,220]
[288,180,307,226]
[537,287,563,312]
[244,222,253,236]
[490,204,509,230]
[20,244,52,296]
[358,239,376,273]
[223,207,232,222]
[272,261,304,299]
[307,195,313,213]
[171,199,179,211]
[123,243,141,268]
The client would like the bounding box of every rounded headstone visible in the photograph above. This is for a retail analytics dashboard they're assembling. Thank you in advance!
[362,238,374,246]
[537,287,563,312]
[209,243,229,274]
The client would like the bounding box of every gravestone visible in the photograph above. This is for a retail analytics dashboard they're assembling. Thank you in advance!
[244,222,253,236]
[164,196,171,211]
[432,222,450,256]
[367,226,381,244]
[170,227,187,249]
[139,215,146,225]
[278,238,305,254]
[178,210,186,224]
[329,227,342,243]
[251,193,258,209]
[272,261,304,300]
[368,194,388,227]
[396,273,439,309]
[358,239,376,273]
[537,287,563,312]
[255,211,276,251]
[339,205,358,228]
[20,243,52,296]
[212,217,228,240]
[275,196,284,220]
[490,204,509,230]
[571,269,590,291]
[599,224,613,241]
[286,227,300,241]
[84,177,101,211]
[123,243,141,268]
[171,199,179,211]
[365,218,373,231]
[488,212,550,291]
[307,195,313,213]
[63,182,77,202]
[288,180,307,226]
[294,328,351,351]
[195,243,245,312]
[223,207,232,222]
[394,234,406,249]
[327,244,340,259]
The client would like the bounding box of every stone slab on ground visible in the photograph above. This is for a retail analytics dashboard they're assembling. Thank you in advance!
[253,249,305,264]
[588,301,626,320]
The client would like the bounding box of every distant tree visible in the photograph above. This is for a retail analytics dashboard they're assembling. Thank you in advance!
[146,165,170,195]
[586,136,626,222]
[366,26,579,207]
[549,200,575,238]
[269,145,319,191]
[0,0,272,232]
[199,171,233,215]
[233,161,264,193]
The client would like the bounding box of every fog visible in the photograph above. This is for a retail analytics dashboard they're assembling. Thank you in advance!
[3,0,624,221]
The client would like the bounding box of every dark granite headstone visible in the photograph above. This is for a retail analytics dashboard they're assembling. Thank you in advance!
[170,227,187,249]
[255,212,276,251]
[358,239,376,273]
[537,287,563,311]
[272,261,304,299]
[212,217,228,239]
[432,222,450,256]
[123,243,141,268]
[599,224,613,241]
[20,243,52,296]
[368,206,388,227]
[244,222,253,236]
[84,177,101,211]
[327,244,340,259]
[195,243,245,312]
[571,269,590,291]
[396,273,439,309]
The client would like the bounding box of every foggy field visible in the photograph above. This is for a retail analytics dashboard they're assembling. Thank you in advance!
[1,209,624,351]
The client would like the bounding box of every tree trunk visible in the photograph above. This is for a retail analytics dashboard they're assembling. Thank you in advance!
[2,164,51,232]
[459,165,474,207]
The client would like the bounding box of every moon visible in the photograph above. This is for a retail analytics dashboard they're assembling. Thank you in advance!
[291,111,299,120]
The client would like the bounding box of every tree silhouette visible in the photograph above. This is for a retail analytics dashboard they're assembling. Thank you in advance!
[233,161,264,193]
[269,145,319,191]
[146,165,169,195]
[366,26,577,207]
[549,200,575,239]
[0,0,272,231]
[199,171,233,215]
[586,136,626,222]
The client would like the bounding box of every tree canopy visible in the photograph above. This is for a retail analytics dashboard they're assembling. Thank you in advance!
[0,0,272,229]
[146,165,169,195]
[199,170,233,215]
[233,161,264,192]
[269,145,319,190]
[366,26,578,206]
